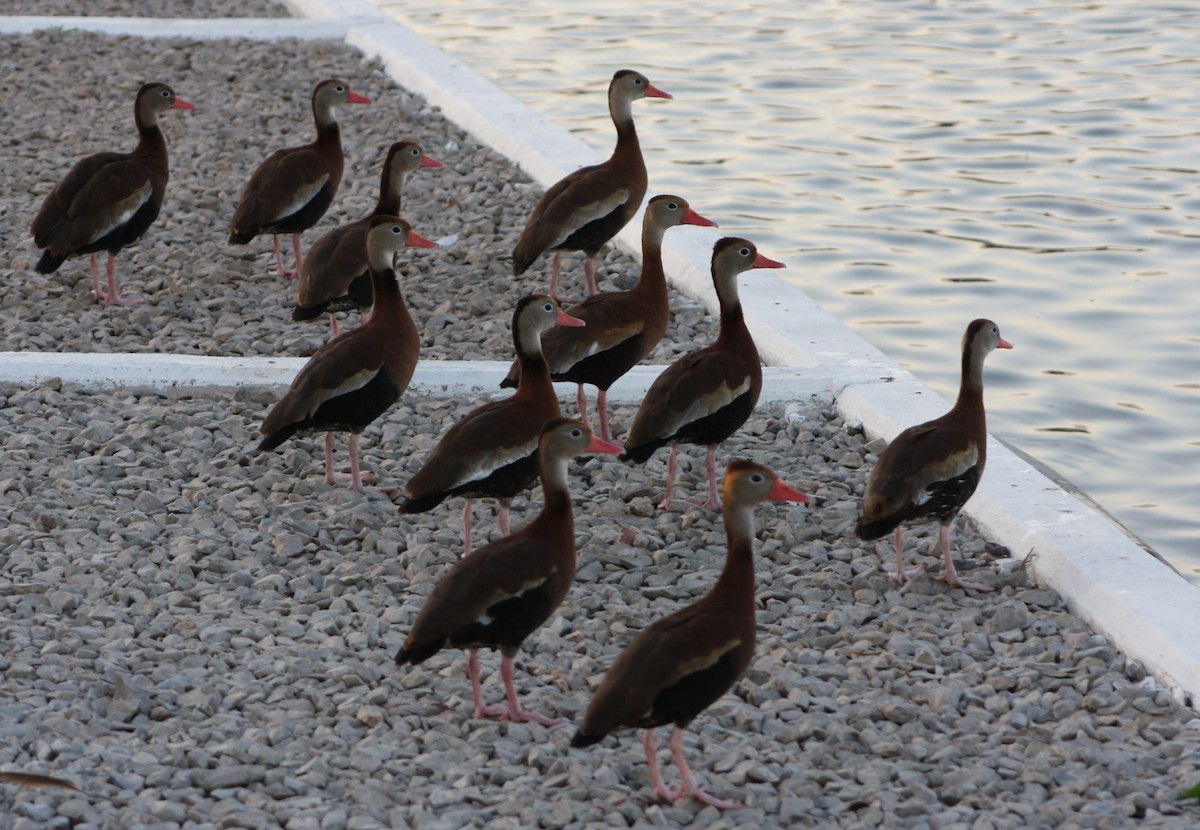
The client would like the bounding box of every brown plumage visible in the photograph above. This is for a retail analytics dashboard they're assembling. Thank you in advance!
[398,295,585,555]
[501,195,715,443]
[572,460,808,810]
[258,216,434,492]
[395,418,622,725]
[30,82,194,306]
[855,318,1013,592]
[620,237,785,510]
[294,139,443,336]
[512,69,671,301]
[229,78,371,278]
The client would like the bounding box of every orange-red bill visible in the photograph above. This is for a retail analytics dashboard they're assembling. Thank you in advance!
[683,207,716,227]
[406,230,438,249]
[768,479,810,503]
[584,435,623,455]
[753,252,786,269]
[645,83,672,100]
[346,90,372,105]
[556,309,586,327]
[421,156,444,169]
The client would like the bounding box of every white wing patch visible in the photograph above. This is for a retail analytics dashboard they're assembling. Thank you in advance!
[302,367,377,418]
[553,189,628,246]
[448,437,538,488]
[86,181,152,244]
[271,174,330,222]
[669,376,751,434]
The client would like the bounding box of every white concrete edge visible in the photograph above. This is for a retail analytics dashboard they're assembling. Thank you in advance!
[0,352,832,405]
[3,1,1196,706]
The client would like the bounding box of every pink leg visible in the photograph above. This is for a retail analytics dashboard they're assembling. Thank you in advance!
[658,445,678,511]
[322,431,337,486]
[701,446,721,510]
[470,651,558,724]
[584,255,598,295]
[325,434,393,494]
[644,729,681,804]
[498,501,511,536]
[935,523,993,592]
[893,526,925,585]
[576,384,593,432]
[103,253,144,306]
[462,499,473,557]
[272,234,288,277]
[89,253,104,301]
[668,727,743,810]
[596,390,623,446]
[291,233,304,278]
[328,313,340,338]
[548,251,563,302]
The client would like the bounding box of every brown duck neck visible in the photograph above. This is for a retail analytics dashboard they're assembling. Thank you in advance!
[525,453,576,547]
[951,339,988,419]
[707,503,759,616]
[609,92,644,170]
[373,163,406,217]
[630,220,669,300]
[513,331,554,400]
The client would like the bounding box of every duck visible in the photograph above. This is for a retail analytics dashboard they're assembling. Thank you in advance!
[855,318,1012,592]
[620,237,784,509]
[572,459,809,809]
[399,295,585,555]
[293,139,443,336]
[501,195,715,444]
[395,417,622,725]
[30,82,194,307]
[258,216,434,492]
[512,69,670,302]
[229,78,371,279]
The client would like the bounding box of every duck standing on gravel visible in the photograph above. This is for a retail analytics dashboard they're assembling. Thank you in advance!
[620,238,784,510]
[572,460,809,809]
[258,216,434,493]
[511,69,671,302]
[30,82,194,307]
[395,418,622,725]
[398,295,585,555]
[501,195,715,444]
[229,78,371,279]
[293,139,443,336]
[855,318,1012,592]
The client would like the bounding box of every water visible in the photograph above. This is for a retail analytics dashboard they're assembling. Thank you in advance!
[386,0,1200,585]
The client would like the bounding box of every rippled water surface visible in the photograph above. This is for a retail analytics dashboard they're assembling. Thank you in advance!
[387,0,1200,584]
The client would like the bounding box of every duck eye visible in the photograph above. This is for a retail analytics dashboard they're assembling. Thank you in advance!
[543,302,554,312]
[751,473,764,483]
[667,202,678,210]
[411,148,420,156]
[740,247,751,257]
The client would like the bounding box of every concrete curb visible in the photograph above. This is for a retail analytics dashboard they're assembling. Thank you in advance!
[3,0,1196,706]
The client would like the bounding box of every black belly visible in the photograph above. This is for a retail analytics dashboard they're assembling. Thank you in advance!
[555,203,629,257]
[448,580,558,655]
[554,334,644,390]
[84,198,164,257]
[453,451,540,502]
[265,187,335,235]
[674,389,758,447]
[637,647,746,730]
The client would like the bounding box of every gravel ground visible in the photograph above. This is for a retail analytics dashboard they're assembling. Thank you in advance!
[2,21,1200,830]
[2,0,288,18]
[1,31,709,363]
[1,384,1199,829]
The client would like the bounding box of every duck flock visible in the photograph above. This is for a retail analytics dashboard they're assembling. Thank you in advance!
[24,66,1017,811]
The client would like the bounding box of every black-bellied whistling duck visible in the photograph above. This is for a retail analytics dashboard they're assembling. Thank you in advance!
[399,295,585,555]
[30,82,194,307]
[501,195,715,444]
[512,69,670,301]
[621,237,784,510]
[229,78,370,278]
[294,139,443,336]
[572,459,808,809]
[258,216,434,492]
[395,418,621,725]
[855,318,1012,592]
